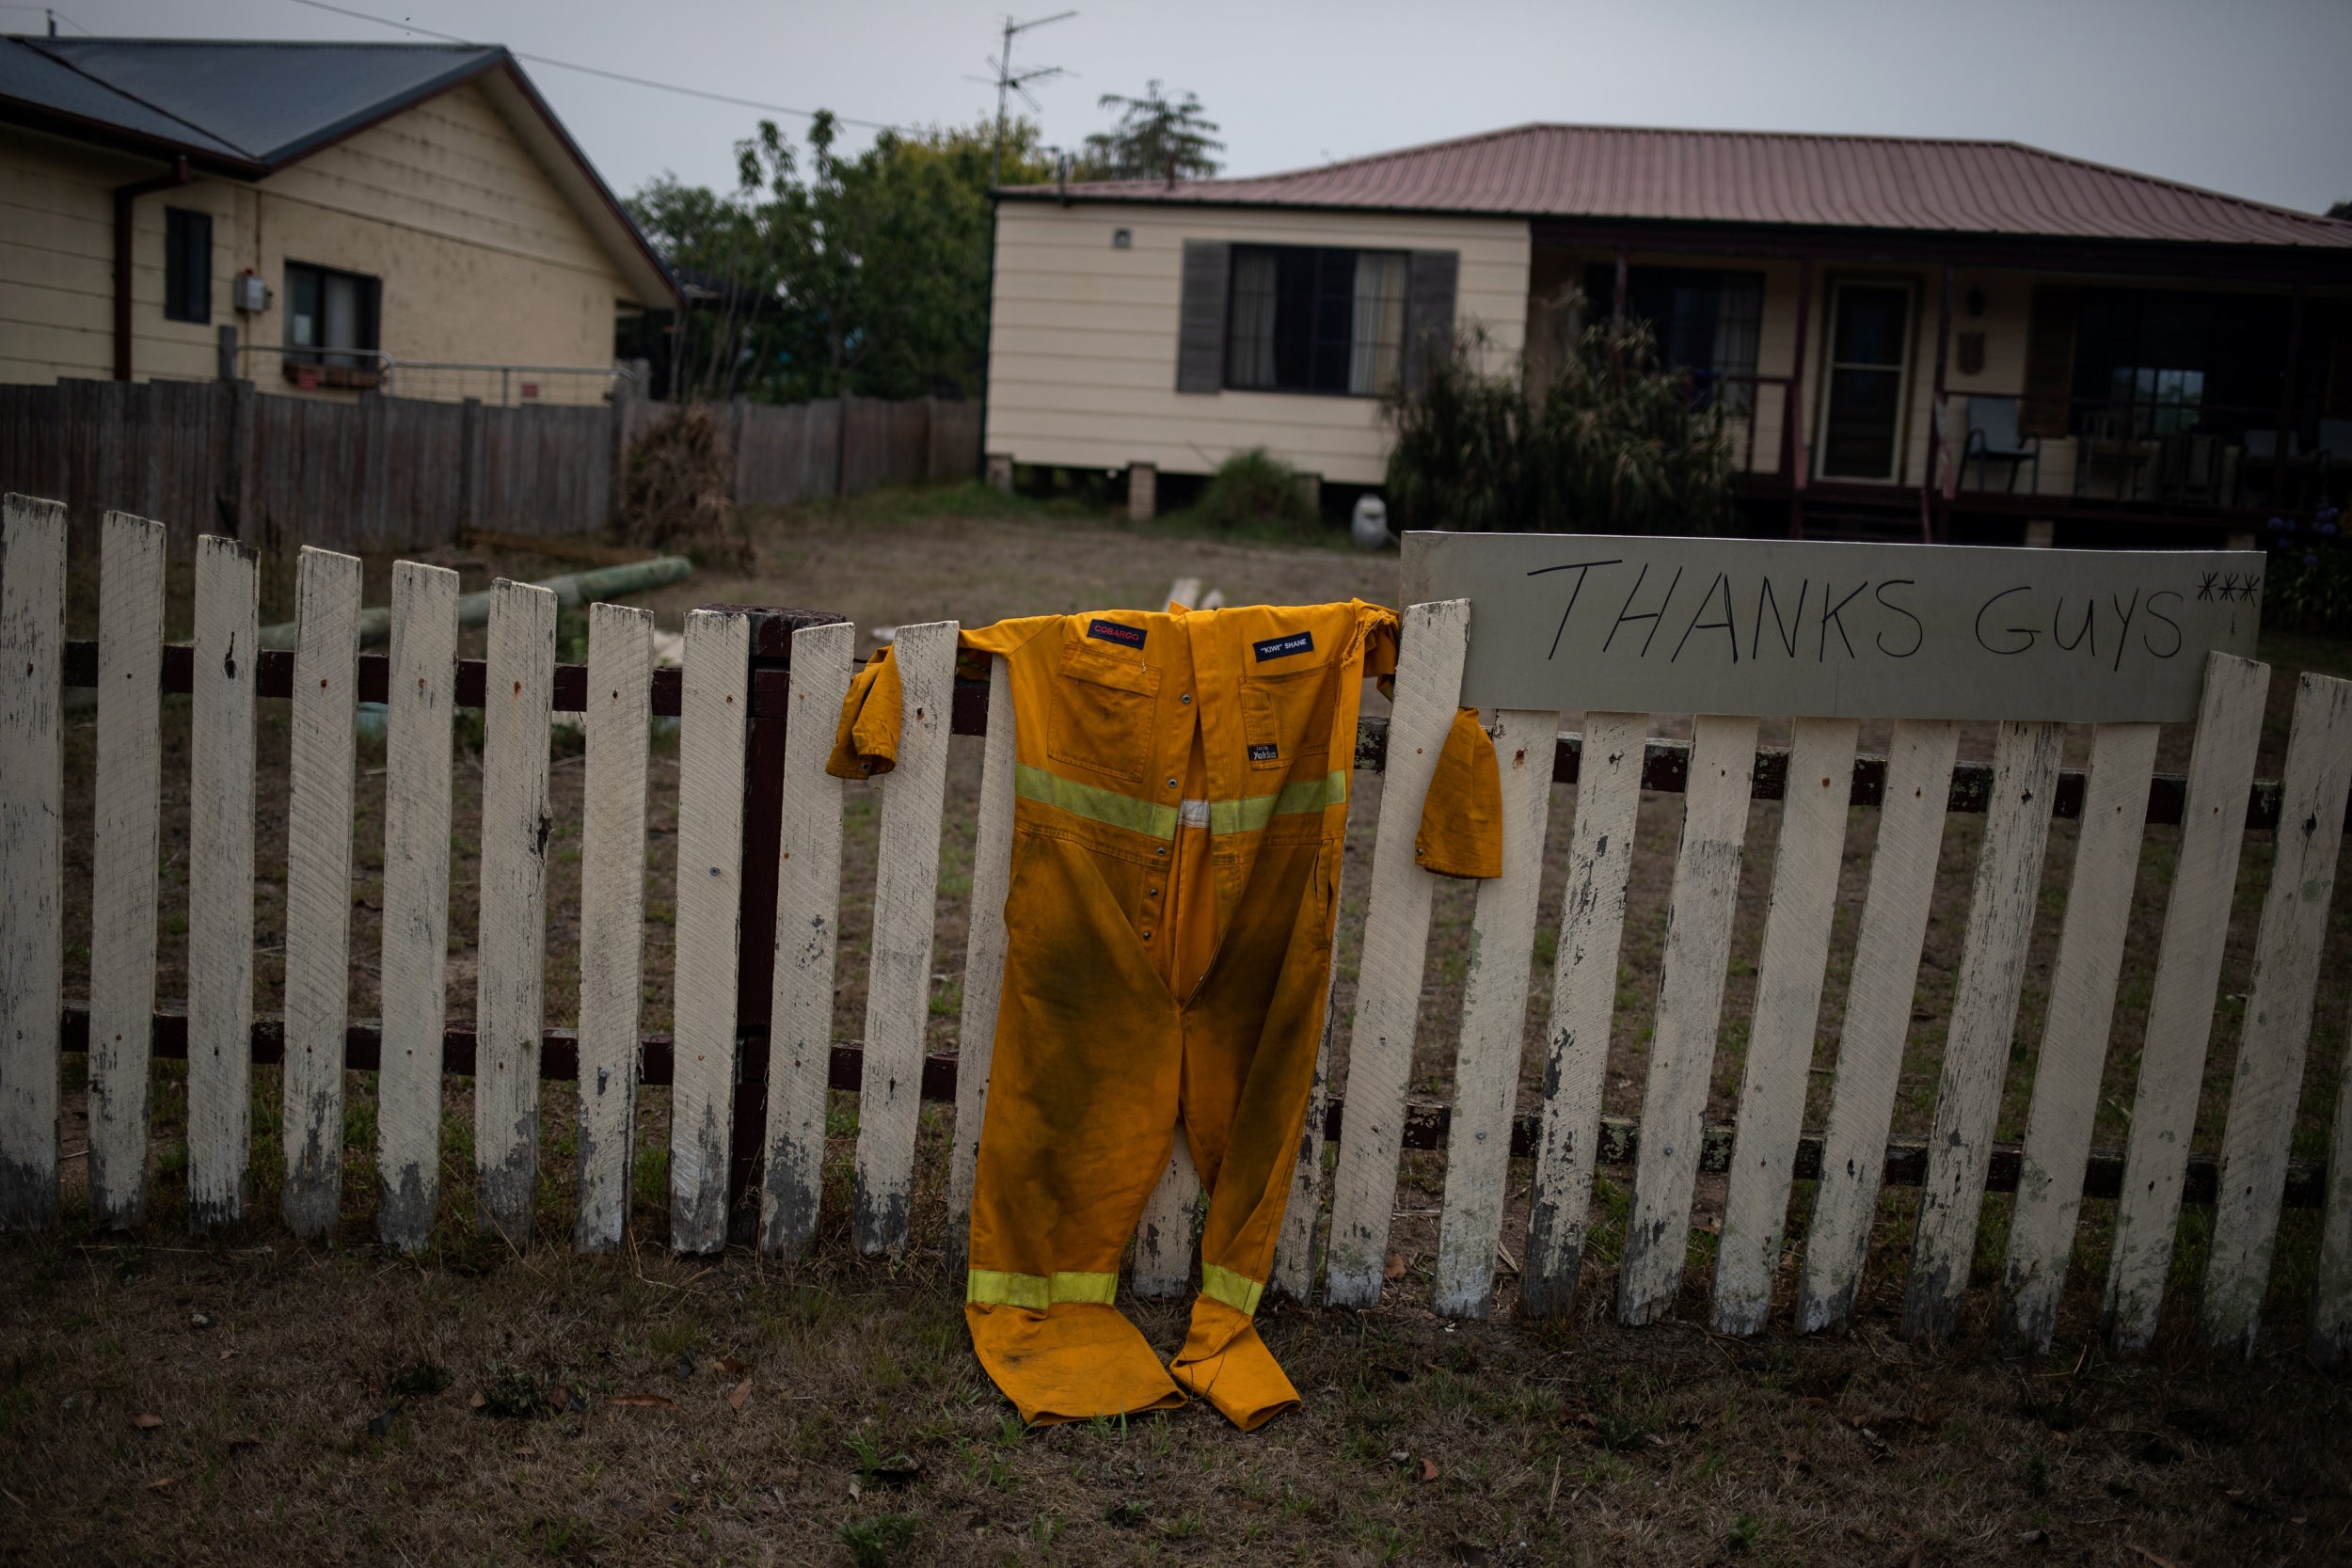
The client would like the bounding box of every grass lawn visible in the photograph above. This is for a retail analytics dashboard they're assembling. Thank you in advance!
[7,487,2350,1565]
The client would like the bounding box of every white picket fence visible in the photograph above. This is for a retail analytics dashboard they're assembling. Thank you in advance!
[3,495,2350,1365]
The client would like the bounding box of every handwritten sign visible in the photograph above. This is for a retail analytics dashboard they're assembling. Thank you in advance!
[1401,531,2263,723]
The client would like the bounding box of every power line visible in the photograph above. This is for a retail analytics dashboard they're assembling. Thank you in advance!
[278,0,902,131]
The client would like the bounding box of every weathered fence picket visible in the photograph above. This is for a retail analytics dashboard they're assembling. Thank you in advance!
[1520,710,1645,1317]
[0,493,66,1231]
[281,546,361,1239]
[671,609,751,1253]
[2103,653,2270,1348]
[1324,597,1471,1309]
[1433,706,1557,1320]
[1618,713,1761,1325]
[1712,717,1859,1337]
[852,620,957,1258]
[376,561,459,1250]
[575,602,653,1253]
[187,534,259,1227]
[88,511,166,1227]
[13,489,2352,1368]
[1998,721,2158,1351]
[1798,720,1962,1333]
[475,579,556,1243]
[1903,720,2065,1342]
[2200,674,2352,1354]
[943,653,1016,1273]
[760,620,856,1259]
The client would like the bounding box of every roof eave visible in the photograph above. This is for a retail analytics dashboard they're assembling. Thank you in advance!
[0,94,266,176]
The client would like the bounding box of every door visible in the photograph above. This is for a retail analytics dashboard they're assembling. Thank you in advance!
[1819,283,1914,481]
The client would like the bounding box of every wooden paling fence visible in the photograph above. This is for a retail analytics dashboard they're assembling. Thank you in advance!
[4,496,2349,1364]
[0,381,983,560]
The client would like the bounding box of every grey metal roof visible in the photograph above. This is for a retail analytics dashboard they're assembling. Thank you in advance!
[0,34,252,161]
[0,36,503,167]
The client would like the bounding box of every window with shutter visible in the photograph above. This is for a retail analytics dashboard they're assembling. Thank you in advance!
[164,207,211,325]
[2020,287,2077,438]
[1175,241,1230,393]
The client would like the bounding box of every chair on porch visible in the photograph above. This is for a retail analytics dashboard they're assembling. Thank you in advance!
[2234,429,2321,510]
[1961,395,2041,494]
[2073,410,2153,502]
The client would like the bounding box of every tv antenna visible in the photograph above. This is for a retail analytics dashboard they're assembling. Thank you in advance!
[976,10,1074,189]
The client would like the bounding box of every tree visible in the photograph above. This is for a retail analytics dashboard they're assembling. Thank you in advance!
[2330,199,2352,220]
[1381,296,1740,536]
[1077,81,1223,181]
[625,114,1048,404]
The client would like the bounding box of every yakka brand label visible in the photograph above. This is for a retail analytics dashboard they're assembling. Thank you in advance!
[1252,630,1313,662]
[1087,618,1146,650]
[1248,742,1280,762]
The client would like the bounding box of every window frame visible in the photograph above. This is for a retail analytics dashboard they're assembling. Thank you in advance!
[281,260,385,388]
[1219,243,1411,399]
[163,206,212,325]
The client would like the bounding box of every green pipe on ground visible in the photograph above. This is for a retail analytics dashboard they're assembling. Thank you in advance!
[258,554,694,651]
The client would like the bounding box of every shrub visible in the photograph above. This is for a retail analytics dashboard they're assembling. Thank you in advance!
[1193,447,1316,531]
[1381,293,1739,535]
[2260,501,2349,634]
[617,403,751,567]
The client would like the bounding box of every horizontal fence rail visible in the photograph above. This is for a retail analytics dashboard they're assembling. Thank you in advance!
[58,1002,2328,1215]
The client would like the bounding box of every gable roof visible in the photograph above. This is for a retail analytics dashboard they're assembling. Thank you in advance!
[1011,123,2352,251]
[0,36,678,305]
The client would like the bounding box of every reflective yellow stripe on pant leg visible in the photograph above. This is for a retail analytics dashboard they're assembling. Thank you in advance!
[1200,1262,1264,1317]
[965,1270,1121,1308]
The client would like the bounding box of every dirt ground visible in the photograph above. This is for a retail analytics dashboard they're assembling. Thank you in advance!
[9,484,2351,1565]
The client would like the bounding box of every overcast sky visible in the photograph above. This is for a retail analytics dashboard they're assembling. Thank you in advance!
[23,0,2352,214]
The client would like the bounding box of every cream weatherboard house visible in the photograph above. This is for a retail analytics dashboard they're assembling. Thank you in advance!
[985,125,2352,543]
[0,36,675,404]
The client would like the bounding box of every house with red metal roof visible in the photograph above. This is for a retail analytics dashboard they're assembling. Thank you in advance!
[985,123,2352,542]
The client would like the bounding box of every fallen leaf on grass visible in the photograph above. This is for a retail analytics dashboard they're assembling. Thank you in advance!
[727,1378,751,1413]
[867,1456,923,1485]
[1384,1254,1407,1281]
[469,1391,486,1411]
[2126,1548,2182,1568]
[714,1357,752,1376]
[144,1475,177,1492]
[611,1394,677,1409]
[1416,1457,1439,1483]
[129,1413,162,1431]
[636,1492,683,1523]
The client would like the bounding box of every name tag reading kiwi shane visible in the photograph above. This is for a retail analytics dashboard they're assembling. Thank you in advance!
[1402,531,2263,724]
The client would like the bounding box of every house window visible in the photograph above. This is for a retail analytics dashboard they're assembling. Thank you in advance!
[1224,245,1408,396]
[164,207,211,325]
[1585,264,1764,412]
[283,261,382,387]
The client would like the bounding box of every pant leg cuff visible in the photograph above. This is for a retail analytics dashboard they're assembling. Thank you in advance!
[966,1302,1186,1426]
[1168,1295,1299,1432]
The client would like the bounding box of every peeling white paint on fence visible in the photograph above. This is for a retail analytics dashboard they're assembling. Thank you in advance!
[574,603,652,1253]
[761,620,856,1259]
[1618,714,1760,1326]
[1798,719,1960,1334]
[0,494,67,1231]
[1134,1130,1203,1298]
[1998,721,2157,1351]
[1323,598,1472,1310]
[1434,706,1558,1320]
[2102,654,2269,1349]
[474,579,555,1243]
[943,652,1015,1271]
[853,620,957,1257]
[1270,973,1337,1301]
[2201,673,2352,1355]
[1902,721,2064,1343]
[281,546,362,1240]
[87,512,166,1227]
[1712,717,1859,1337]
[671,609,751,1254]
[1520,712,1645,1317]
[188,535,260,1229]
[374,562,459,1251]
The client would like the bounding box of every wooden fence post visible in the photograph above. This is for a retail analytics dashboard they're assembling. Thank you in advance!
[458,397,484,535]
